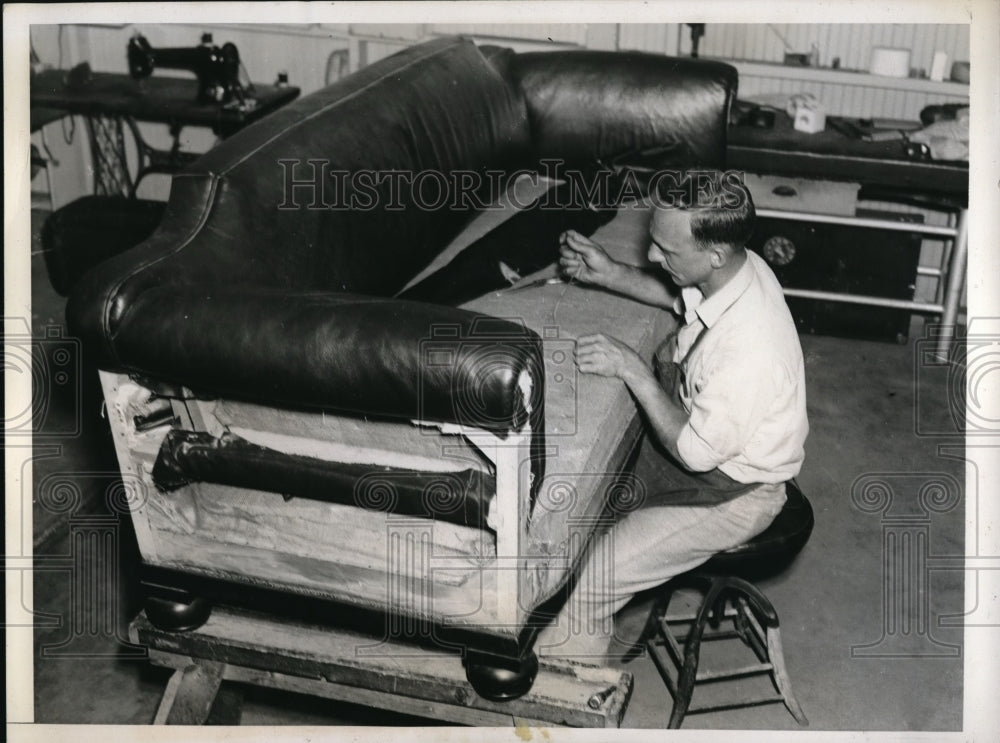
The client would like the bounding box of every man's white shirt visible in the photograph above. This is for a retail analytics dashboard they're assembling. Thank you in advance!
[671,249,809,484]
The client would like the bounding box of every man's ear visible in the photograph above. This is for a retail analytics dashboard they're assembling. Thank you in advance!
[708,244,729,269]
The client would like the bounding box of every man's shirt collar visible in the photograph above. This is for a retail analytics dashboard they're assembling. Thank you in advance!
[674,251,754,328]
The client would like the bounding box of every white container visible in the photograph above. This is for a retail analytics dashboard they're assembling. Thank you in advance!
[786,93,826,134]
[793,106,826,134]
[869,47,911,78]
[930,51,949,82]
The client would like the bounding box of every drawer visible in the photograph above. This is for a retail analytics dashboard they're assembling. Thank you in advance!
[744,173,860,217]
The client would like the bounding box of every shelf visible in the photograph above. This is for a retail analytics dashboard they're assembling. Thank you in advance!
[723,59,970,96]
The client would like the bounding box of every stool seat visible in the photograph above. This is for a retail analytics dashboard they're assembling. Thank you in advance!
[702,480,814,577]
[632,480,813,728]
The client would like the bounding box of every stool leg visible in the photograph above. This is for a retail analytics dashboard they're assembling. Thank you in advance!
[668,642,698,729]
[624,584,676,663]
[668,577,726,728]
[766,626,809,725]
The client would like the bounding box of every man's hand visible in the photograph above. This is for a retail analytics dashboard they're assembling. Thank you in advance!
[560,229,678,310]
[559,230,621,288]
[575,333,645,380]
[577,333,691,462]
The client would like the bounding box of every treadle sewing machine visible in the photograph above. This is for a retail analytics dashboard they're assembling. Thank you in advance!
[30,32,299,198]
[69,36,736,724]
[127,32,245,105]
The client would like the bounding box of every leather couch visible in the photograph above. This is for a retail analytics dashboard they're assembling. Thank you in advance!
[69,35,736,698]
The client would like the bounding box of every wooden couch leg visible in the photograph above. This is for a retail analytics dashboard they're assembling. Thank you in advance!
[145,595,212,632]
[464,648,539,702]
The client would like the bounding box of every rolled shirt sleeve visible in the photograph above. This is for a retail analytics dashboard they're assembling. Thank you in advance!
[675,353,781,473]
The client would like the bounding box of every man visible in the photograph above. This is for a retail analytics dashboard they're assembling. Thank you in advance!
[536,174,808,661]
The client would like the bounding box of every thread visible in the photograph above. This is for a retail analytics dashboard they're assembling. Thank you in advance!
[551,263,583,326]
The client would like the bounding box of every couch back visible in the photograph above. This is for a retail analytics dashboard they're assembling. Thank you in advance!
[68,37,736,409]
[203,37,533,296]
[73,38,529,321]
[509,49,736,169]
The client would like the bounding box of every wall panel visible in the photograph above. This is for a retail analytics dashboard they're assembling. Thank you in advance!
[429,23,587,45]
[30,22,970,215]
[693,23,969,73]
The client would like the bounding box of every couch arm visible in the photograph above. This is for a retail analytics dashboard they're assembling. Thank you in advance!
[508,50,738,170]
[107,286,544,437]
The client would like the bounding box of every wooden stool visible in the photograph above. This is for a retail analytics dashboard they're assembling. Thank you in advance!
[631,481,813,728]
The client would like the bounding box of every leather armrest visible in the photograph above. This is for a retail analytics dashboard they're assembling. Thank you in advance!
[111,286,544,436]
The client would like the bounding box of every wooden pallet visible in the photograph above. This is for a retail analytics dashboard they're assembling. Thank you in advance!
[130,607,633,727]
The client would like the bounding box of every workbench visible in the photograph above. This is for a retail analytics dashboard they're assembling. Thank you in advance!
[728,111,969,357]
[131,605,634,727]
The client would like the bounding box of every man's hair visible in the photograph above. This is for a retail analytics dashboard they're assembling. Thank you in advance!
[654,171,755,251]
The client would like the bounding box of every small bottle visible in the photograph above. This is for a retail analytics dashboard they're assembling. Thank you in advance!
[275,71,289,88]
[808,43,820,67]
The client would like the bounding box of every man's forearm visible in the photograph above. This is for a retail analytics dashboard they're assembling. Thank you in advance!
[601,263,676,309]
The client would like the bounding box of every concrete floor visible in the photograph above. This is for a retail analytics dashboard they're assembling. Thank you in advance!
[27,210,965,730]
